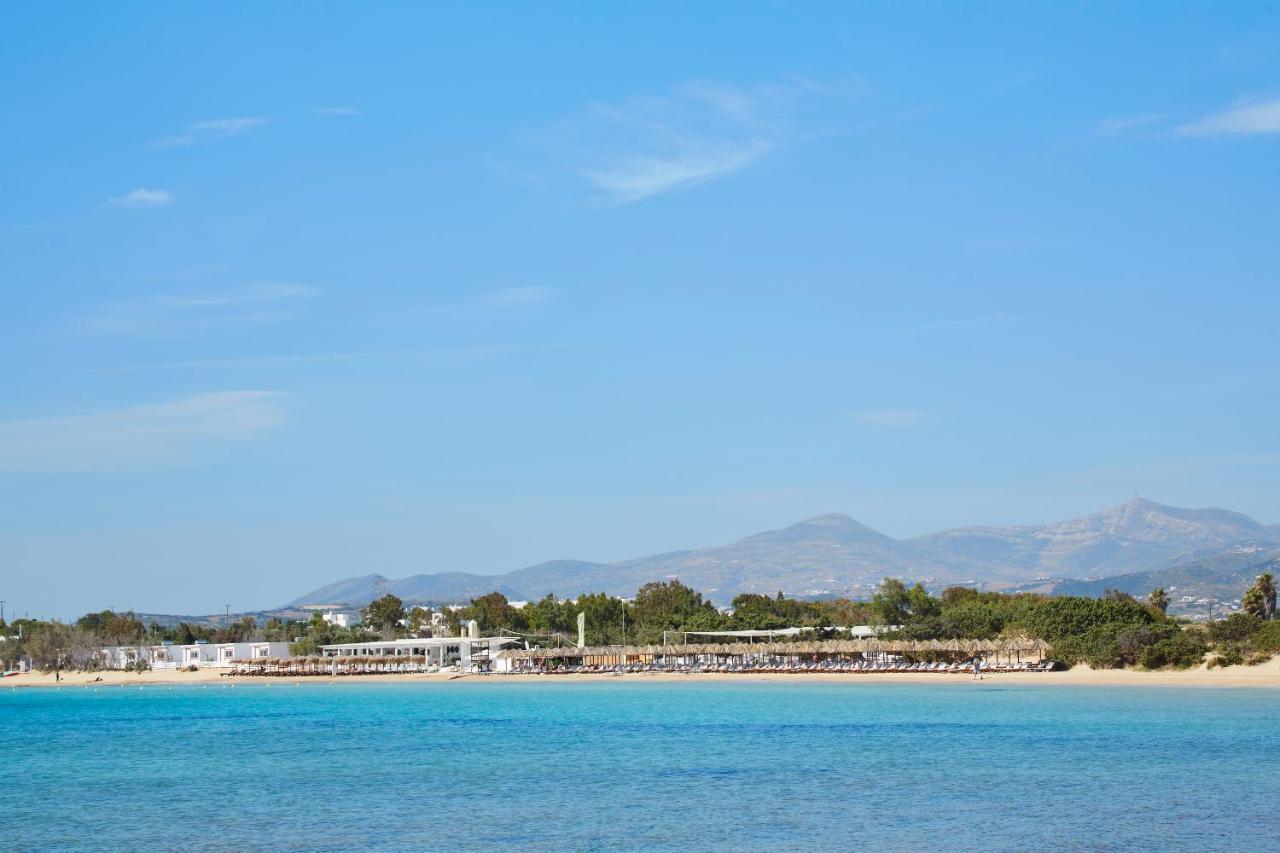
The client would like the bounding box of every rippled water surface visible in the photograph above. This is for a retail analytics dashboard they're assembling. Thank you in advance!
[2,681,1277,850]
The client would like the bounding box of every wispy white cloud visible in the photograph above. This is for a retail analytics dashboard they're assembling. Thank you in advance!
[852,409,931,429]
[581,142,771,204]
[314,106,363,117]
[77,282,319,339]
[149,116,268,147]
[482,286,554,308]
[1177,96,1280,137]
[1091,113,1167,137]
[109,188,172,208]
[524,77,854,204]
[189,116,269,136]
[0,392,286,473]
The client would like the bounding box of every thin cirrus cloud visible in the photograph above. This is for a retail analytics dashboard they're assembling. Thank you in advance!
[525,77,852,204]
[853,409,931,429]
[0,392,286,473]
[108,188,172,208]
[150,116,269,147]
[77,282,319,339]
[1176,96,1280,137]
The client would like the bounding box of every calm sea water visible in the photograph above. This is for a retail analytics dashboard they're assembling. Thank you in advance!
[2,681,1277,851]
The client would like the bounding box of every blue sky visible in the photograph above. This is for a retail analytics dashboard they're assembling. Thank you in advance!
[4,3,1280,618]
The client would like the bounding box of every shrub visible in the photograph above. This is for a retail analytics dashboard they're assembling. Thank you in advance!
[1051,626,1127,668]
[1137,632,1206,669]
[1023,596,1157,643]
[1250,620,1280,654]
[1211,644,1244,668]
[1052,621,1202,669]
[1209,613,1263,644]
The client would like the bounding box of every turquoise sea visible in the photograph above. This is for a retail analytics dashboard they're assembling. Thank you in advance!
[2,681,1277,851]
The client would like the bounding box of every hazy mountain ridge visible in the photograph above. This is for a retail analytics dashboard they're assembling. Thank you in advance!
[905,498,1272,579]
[1043,541,1280,613]
[286,498,1279,608]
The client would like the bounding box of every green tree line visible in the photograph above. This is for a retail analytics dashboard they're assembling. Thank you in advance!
[4,572,1276,673]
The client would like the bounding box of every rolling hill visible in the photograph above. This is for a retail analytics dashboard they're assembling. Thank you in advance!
[906,498,1272,580]
[1045,541,1280,614]
[286,497,1279,609]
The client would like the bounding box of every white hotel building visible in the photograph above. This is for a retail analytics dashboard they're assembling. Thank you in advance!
[100,640,292,670]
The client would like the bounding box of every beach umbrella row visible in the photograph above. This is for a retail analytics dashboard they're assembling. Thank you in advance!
[503,635,1046,662]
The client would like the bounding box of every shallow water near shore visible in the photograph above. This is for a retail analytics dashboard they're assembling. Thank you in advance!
[3,681,1277,850]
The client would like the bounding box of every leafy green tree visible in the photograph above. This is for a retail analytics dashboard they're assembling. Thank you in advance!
[1147,588,1169,615]
[364,594,406,635]
[574,592,630,645]
[212,616,256,644]
[815,598,873,626]
[441,606,463,637]
[728,593,780,629]
[729,593,798,630]
[870,578,910,625]
[25,622,101,671]
[631,580,722,643]
[407,606,433,635]
[523,594,573,637]
[870,578,939,625]
[939,601,1006,639]
[460,592,528,634]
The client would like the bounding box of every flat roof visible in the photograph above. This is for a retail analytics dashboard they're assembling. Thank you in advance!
[682,626,891,638]
[319,636,520,650]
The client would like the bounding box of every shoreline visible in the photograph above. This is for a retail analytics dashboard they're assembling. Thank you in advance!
[6,657,1279,689]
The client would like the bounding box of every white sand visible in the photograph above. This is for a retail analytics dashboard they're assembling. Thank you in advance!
[7,657,1279,689]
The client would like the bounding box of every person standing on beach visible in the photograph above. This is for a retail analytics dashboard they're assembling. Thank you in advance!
[972,657,981,681]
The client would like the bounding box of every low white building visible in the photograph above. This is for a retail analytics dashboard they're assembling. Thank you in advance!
[100,641,292,669]
[318,635,520,671]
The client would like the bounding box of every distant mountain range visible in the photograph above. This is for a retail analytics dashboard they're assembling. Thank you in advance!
[286,498,1279,613]
[1039,541,1280,613]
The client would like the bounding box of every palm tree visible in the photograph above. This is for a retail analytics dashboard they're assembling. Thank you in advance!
[1147,588,1169,615]
[1255,573,1276,620]
[1242,586,1267,619]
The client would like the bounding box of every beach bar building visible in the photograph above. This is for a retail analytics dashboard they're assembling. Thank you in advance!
[318,635,520,671]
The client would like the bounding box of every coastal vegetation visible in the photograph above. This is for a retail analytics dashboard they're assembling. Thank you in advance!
[4,572,1277,674]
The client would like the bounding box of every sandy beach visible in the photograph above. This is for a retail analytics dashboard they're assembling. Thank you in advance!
[7,657,1279,689]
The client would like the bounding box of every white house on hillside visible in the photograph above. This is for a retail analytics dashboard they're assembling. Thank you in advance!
[322,611,356,629]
